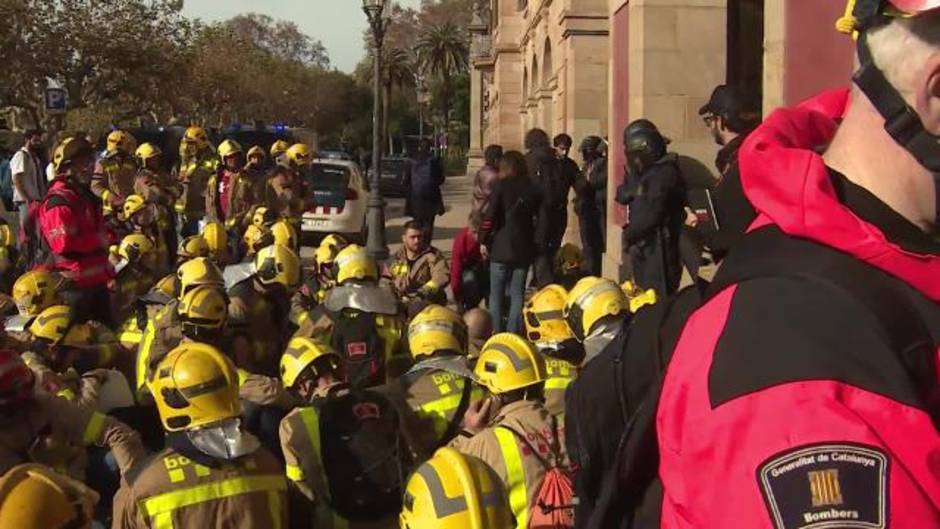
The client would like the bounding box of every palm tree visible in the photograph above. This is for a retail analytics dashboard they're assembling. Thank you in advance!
[382,47,412,154]
[416,21,469,136]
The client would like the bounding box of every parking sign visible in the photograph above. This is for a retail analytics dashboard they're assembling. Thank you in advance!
[45,88,67,114]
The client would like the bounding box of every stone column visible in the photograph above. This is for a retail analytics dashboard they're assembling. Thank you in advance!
[466,66,485,176]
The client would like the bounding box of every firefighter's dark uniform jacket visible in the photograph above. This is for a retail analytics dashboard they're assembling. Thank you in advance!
[389,246,449,307]
[657,89,940,528]
[228,278,293,376]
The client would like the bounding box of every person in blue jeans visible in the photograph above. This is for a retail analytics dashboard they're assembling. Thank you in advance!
[480,150,540,333]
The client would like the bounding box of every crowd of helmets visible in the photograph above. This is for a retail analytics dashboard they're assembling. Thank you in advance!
[0,125,659,529]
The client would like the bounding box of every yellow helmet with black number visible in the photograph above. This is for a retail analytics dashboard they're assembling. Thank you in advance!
[13,270,58,317]
[279,336,340,388]
[400,448,514,529]
[135,143,162,165]
[178,235,210,261]
[0,463,99,529]
[524,284,573,346]
[408,305,468,360]
[150,342,240,432]
[270,140,290,159]
[106,130,136,155]
[473,333,546,395]
[254,244,301,289]
[564,277,629,342]
[270,219,297,250]
[286,143,312,167]
[247,145,265,161]
[202,221,228,257]
[0,223,15,247]
[122,194,148,219]
[217,139,242,159]
[554,243,584,276]
[184,126,209,149]
[334,244,377,284]
[118,233,156,266]
[177,257,224,298]
[178,285,228,330]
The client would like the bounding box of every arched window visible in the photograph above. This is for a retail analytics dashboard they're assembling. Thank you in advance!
[531,55,539,92]
[523,66,529,99]
[542,38,553,85]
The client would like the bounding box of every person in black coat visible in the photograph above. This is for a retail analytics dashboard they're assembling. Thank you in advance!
[526,129,574,288]
[576,136,608,276]
[618,125,687,297]
[407,138,445,239]
[479,150,541,333]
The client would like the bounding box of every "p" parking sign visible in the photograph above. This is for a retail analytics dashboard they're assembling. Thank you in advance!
[44,88,67,115]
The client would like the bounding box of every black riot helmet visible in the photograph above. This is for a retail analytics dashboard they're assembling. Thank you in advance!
[624,126,667,173]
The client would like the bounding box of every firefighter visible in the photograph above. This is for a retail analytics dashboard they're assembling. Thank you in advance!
[228,244,301,377]
[398,448,514,529]
[0,348,144,478]
[265,164,307,221]
[270,139,290,167]
[92,130,137,216]
[116,274,179,352]
[112,342,288,529]
[244,145,268,204]
[135,142,182,267]
[203,220,233,266]
[177,234,210,265]
[523,285,584,416]
[397,304,481,452]
[448,333,569,529]
[110,233,160,324]
[207,139,254,232]
[12,268,62,317]
[123,194,169,276]
[0,221,20,294]
[554,243,586,290]
[0,463,99,529]
[290,233,347,327]
[563,276,630,362]
[293,244,406,387]
[389,220,449,314]
[176,126,218,237]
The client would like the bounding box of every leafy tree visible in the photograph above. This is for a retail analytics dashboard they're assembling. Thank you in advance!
[415,21,469,130]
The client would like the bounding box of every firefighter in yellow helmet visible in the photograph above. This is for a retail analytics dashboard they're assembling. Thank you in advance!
[396,304,482,452]
[175,126,218,238]
[110,233,159,324]
[177,234,210,264]
[3,269,65,351]
[202,220,233,266]
[293,244,406,387]
[123,194,170,275]
[207,139,255,233]
[278,336,402,529]
[244,145,268,205]
[390,220,450,315]
[270,139,290,167]
[523,284,585,416]
[135,257,225,395]
[0,463,99,529]
[286,143,312,170]
[289,233,347,327]
[115,272,179,352]
[112,342,288,529]
[134,142,182,266]
[0,348,145,480]
[92,130,137,214]
[563,276,630,361]
[554,243,586,290]
[399,448,514,529]
[227,244,301,376]
[448,332,570,529]
[0,220,20,294]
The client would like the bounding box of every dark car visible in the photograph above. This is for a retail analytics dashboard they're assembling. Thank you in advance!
[377,156,410,198]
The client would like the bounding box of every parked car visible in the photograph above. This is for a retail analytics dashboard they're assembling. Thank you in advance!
[317,149,355,162]
[377,157,410,198]
[300,159,367,244]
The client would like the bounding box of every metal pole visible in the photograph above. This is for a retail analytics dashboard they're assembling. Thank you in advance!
[366,27,389,260]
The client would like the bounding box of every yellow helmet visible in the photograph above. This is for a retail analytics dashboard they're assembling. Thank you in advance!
[153,273,180,298]
[28,305,91,347]
[252,207,273,229]
[254,244,301,289]
[118,233,156,265]
[279,336,340,388]
[564,277,629,341]
[270,219,298,250]
[135,142,162,164]
[177,257,225,298]
[473,333,546,395]
[286,143,312,167]
[247,145,265,160]
[400,448,514,529]
[334,244,378,284]
[202,221,228,256]
[106,130,136,155]
[524,284,574,346]
[178,285,228,330]
[178,235,210,260]
[408,305,468,360]
[0,463,98,529]
[270,140,290,159]
[620,280,658,313]
[151,342,241,432]
[13,269,58,317]
[554,243,584,276]
[243,225,264,255]
[122,194,148,219]
[0,223,15,247]
[184,126,209,149]
[52,136,94,171]
[217,139,242,159]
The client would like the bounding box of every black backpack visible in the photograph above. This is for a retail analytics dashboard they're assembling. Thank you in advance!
[331,310,387,388]
[318,387,407,521]
[573,226,938,529]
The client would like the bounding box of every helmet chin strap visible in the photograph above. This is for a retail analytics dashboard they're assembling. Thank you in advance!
[853,30,940,221]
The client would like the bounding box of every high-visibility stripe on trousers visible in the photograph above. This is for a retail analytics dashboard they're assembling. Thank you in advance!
[288,407,349,529]
[494,427,528,529]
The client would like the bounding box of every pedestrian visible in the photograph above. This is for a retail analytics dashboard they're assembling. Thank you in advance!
[463,307,493,357]
[575,136,607,276]
[619,123,687,297]
[10,129,46,235]
[656,3,940,526]
[480,150,540,334]
[408,138,445,240]
[450,211,488,313]
[0,146,14,212]
[37,136,114,325]
[472,144,503,218]
[697,84,761,260]
[527,129,574,287]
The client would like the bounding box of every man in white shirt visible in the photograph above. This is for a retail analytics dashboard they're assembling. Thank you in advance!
[10,129,47,230]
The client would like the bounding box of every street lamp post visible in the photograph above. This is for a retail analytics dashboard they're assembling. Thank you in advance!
[363,0,389,260]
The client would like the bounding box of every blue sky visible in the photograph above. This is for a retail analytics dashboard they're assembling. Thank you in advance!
[182,0,423,73]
